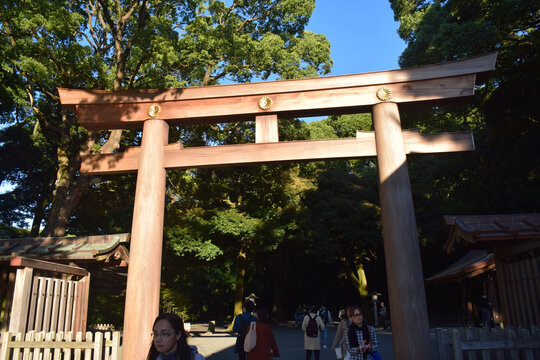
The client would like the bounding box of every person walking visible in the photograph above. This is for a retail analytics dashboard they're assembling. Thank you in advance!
[302,306,325,360]
[338,308,346,321]
[246,308,280,360]
[295,305,306,328]
[478,293,492,328]
[345,306,380,360]
[331,306,351,360]
[378,302,388,330]
[233,300,256,360]
[318,305,333,348]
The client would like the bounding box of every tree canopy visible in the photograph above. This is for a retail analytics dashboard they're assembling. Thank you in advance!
[389,0,539,279]
[0,0,332,237]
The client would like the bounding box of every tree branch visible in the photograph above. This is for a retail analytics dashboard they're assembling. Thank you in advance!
[99,129,123,154]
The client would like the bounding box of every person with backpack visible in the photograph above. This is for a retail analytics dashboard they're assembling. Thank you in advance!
[318,305,333,348]
[233,300,256,360]
[301,306,325,360]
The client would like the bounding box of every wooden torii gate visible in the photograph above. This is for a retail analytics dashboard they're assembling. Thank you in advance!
[58,53,496,359]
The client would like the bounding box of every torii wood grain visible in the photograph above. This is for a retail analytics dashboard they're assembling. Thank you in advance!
[57,52,496,106]
[71,75,477,129]
[80,130,474,174]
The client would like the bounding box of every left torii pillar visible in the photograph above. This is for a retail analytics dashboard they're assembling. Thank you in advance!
[123,118,169,359]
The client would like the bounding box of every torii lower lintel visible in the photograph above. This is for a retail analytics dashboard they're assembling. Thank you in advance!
[80,129,475,174]
[58,52,497,360]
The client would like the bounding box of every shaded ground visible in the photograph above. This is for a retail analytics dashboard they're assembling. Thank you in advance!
[187,322,394,360]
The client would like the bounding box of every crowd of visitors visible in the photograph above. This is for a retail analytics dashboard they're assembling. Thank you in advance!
[147,298,389,360]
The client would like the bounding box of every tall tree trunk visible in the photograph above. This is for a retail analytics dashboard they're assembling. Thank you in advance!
[40,145,90,237]
[234,249,247,317]
[345,262,369,297]
[272,245,287,321]
[30,195,48,237]
[41,127,121,236]
[41,145,73,236]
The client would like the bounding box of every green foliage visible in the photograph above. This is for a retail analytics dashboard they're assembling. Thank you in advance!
[302,169,380,259]
[299,166,381,298]
[87,287,125,328]
[307,113,372,139]
[161,114,396,318]
[68,175,137,235]
[166,208,223,260]
[325,113,373,136]
[0,124,56,230]
[292,113,383,299]
[0,0,333,235]
[0,223,29,238]
[161,254,237,320]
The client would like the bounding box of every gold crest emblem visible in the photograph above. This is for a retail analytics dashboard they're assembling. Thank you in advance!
[376,87,392,101]
[258,96,273,110]
[147,104,161,118]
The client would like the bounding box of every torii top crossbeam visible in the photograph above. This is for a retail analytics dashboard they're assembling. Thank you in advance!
[58,52,496,130]
[57,52,496,360]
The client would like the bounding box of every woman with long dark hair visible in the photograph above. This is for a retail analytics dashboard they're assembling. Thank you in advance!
[147,313,205,360]
[345,306,379,360]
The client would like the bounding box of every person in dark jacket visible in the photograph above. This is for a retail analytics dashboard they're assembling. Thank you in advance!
[233,300,256,360]
[478,293,491,328]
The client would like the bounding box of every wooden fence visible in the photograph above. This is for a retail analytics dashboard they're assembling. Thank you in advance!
[432,326,540,360]
[0,330,121,360]
[8,257,90,335]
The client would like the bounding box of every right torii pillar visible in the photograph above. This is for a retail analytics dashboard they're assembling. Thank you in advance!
[373,102,430,357]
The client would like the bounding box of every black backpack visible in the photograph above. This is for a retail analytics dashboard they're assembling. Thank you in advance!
[305,314,319,337]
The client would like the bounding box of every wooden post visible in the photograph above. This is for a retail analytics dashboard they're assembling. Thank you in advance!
[255,114,279,143]
[122,118,169,360]
[372,102,431,359]
[8,267,34,332]
[80,274,90,333]
[73,273,90,334]
[1,271,16,331]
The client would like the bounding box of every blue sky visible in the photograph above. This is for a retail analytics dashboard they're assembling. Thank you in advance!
[297,1,406,122]
[307,1,406,75]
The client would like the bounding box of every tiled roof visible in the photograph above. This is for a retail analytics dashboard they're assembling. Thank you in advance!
[0,233,129,265]
[425,250,494,283]
[443,214,540,252]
